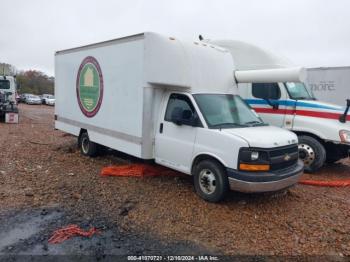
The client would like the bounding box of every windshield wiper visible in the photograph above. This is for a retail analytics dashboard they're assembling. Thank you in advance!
[210,122,247,129]
[244,121,267,126]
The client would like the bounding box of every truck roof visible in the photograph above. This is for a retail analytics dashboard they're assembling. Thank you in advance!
[0,75,15,80]
[55,33,145,56]
[209,39,293,70]
[56,32,237,94]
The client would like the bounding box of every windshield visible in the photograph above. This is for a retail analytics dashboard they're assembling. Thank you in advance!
[0,80,10,90]
[193,94,266,129]
[285,82,315,100]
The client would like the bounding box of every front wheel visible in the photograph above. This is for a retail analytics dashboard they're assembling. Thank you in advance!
[298,135,326,173]
[78,132,98,157]
[193,160,229,202]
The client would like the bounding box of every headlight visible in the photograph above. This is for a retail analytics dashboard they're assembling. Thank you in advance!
[251,151,259,161]
[239,148,270,171]
[339,130,350,143]
[239,148,268,162]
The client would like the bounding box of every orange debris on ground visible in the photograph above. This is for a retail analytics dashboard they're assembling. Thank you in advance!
[100,164,181,177]
[101,164,350,187]
[299,179,350,187]
[48,224,99,244]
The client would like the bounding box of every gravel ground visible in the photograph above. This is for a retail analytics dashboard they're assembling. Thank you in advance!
[0,104,349,258]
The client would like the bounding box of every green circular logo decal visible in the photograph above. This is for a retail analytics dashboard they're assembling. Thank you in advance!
[76,56,103,117]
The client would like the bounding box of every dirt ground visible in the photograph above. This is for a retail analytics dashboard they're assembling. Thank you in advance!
[0,104,349,259]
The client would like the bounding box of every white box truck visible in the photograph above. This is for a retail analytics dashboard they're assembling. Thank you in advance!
[209,39,350,172]
[55,32,303,202]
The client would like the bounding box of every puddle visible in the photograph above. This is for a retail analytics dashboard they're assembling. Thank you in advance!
[0,208,216,257]
[0,210,61,251]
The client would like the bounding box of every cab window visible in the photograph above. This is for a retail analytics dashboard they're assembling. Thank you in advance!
[252,83,281,100]
[0,80,10,90]
[165,94,200,126]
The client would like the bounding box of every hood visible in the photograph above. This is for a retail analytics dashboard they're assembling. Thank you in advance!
[222,125,298,148]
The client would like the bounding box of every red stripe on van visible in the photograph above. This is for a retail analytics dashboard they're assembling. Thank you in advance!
[253,107,350,121]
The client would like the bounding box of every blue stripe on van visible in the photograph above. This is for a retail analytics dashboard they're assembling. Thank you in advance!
[245,99,343,111]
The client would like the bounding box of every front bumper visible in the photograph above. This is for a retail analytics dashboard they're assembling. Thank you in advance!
[227,160,304,193]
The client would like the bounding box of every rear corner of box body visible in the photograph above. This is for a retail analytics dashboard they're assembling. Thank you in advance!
[55,34,148,158]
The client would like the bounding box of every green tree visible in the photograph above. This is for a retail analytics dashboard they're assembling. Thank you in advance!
[17,70,54,95]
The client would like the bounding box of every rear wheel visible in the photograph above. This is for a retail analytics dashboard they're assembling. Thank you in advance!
[79,132,98,157]
[298,135,326,173]
[193,160,229,202]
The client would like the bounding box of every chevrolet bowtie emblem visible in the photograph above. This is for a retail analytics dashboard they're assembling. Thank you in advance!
[284,154,291,161]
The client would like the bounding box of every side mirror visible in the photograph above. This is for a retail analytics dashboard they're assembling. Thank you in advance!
[272,103,279,110]
[171,108,199,126]
[170,107,184,125]
[264,98,279,110]
[182,109,193,120]
[339,99,350,123]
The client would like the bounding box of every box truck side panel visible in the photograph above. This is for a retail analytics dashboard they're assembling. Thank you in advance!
[55,35,145,157]
[307,67,350,106]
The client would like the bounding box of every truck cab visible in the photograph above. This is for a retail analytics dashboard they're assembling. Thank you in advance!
[155,90,303,202]
[0,75,19,123]
[0,76,17,104]
[209,39,350,172]
[239,81,350,172]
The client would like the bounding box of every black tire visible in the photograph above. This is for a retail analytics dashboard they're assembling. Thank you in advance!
[298,135,326,173]
[78,132,98,157]
[193,160,229,202]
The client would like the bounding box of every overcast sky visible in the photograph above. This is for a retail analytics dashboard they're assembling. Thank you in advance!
[1,0,349,76]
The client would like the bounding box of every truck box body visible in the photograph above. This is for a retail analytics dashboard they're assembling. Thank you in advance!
[306,66,350,106]
[55,33,234,159]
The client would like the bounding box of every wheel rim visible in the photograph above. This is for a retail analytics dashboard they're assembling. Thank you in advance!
[81,137,89,154]
[298,143,315,167]
[199,169,216,195]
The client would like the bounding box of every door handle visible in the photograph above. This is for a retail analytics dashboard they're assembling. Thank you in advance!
[159,123,163,133]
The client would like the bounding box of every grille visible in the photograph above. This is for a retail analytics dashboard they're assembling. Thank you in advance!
[268,145,299,171]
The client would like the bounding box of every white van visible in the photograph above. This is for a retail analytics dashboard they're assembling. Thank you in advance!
[211,40,350,173]
[55,33,303,202]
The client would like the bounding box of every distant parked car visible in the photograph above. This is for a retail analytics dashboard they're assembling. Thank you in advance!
[19,93,30,103]
[41,94,52,104]
[26,95,42,105]
[44,95,55,106]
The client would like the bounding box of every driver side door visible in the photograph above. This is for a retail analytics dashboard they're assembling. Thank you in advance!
[155,93,199,174]
[250,83,287,127]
